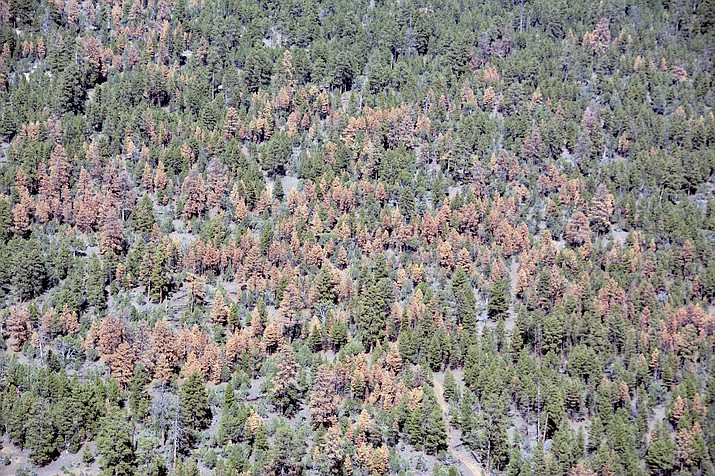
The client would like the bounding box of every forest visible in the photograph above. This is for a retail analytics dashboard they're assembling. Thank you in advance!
[0,0,714,475]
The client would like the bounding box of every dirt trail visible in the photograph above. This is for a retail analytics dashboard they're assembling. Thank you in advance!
[433,377,484,476]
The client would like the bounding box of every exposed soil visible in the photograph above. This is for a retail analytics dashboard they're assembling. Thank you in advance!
[433,374,485,476]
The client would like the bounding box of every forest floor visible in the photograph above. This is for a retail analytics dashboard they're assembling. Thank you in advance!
[432,374,485,476]
[1,435,100,476]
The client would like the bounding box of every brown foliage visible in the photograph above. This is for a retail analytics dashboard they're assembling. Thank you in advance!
[111,342,136,386]
[6,306,31,352]
[98,315,126,359]
[100,205,125,254]
[182,168,207,220]
[564,211,591,246]
[310,365,339,427]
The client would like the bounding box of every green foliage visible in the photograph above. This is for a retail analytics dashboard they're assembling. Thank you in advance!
[130,195,156,236]
[26,400,59,466]
[487,279,509,321]
[356,282,387,350]
[424,404,447,455]
[315,265,336,305]
[217,383,247,445]
[645,425,675,475]
[180,372,212,432]
[57,63,86,115]
[245,48,273,93]
[97,410,135,476]
[12,238,47,300]
[0,0,712,474]
[267,419,305,475]
[452,267,476,332]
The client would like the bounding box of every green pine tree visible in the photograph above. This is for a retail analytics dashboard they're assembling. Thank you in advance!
[14,238,47,300]
[97,410,135,476]
[424,405,447,454]
[217,383,247,445]
[428,332,443,371]
[488,279,509,321]
[57,62,86,114]
[316,265,336,304]
[26,400,59,466]
[0,196,11,240]
[356,282,387,350]
[443,370,459,402]
[407,407,424,447]
[87,254,107,310]
[268,419,304,475]
[130,195,155,236]
[149,243,171,303]
[180,372,211,431]
[399,187,416,220]
[228,303,240,330]
[453,267,477,332]
[273,176,285,201]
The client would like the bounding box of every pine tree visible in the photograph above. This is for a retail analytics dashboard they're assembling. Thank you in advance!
[429,333,443,371]
[488,279,509,320]
[443,370,459,402]
[180,372,211,431]
[564,211,591,246]
[531,439,548,476]
[128,364,151,420]
[399,187,416,220]
[309,365,337,428]
[551,419,574,474]
[154,161,168,198]
[60,304,79,335]
[545,384,565,438]
[407,406,424,447]
[14,238,47,300]
[175,459,200,476]
[398,321,418,364]
[356,282,387,350]
[308,316,324,351]
[589,185,614,234]
[587,416,604,454]
[7,306,31,351]
[101,206,125,254]
[273,176,285,202]
[130,194,155,235]
[477,391,511,471]
[271,343,302,416]
[217,383,246,445]
[246,407,267,450]
[211,290,229,326]
[645,425,675,476]
[453,266,476,331]
[149,243,171,303]
[111,342,136,388]
[181,168,207,220]
[329,317,348,350]
[268,418,304,475]
[184,273,206,312]
[12,169,33,235]
[0,195,12,240]
[87,253,107,310]
[319,423,344,474]
[26,400,59,466]
[228,303,240,331]
[316,265,337,304]
[505,441,523,476]
[57,62,86,114]
[424,404,447,454]
[245,47,272,93]
[97,410,135,476]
